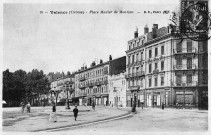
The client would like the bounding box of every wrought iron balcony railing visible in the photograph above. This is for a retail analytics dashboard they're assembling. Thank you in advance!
[173,64,197,70]
[173,48,197,54]
[172,81,198,87]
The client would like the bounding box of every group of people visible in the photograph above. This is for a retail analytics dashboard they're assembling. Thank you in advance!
[20,102,31,113]
[49,103,79,122]
[50,101,96,122]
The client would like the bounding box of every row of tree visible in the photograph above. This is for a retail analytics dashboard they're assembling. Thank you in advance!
[3,69,50,107]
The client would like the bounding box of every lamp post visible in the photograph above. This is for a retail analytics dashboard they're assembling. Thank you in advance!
[65,81,71,109]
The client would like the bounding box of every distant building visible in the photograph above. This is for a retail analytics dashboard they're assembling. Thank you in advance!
[108,72,127,107]
[74,56,126,106]
[50,76,75,103]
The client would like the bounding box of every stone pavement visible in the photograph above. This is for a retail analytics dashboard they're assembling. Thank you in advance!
[2,106,130,132]
[73,107,208,132]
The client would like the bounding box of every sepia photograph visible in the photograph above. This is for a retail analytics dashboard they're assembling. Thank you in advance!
[1,0,210,134]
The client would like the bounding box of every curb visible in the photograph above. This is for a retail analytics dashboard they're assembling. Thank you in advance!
[34,111,132,132]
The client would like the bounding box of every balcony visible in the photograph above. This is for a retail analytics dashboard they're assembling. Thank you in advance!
[88,82,94,87]
[128,86,140,91]
[173,64,197,70]
[79,84,86,89]
[172,81,198,87]
[136,71,145,77]
[153,69,159,74]
[79,93,87,97]
[79,76,86,81]
[103,80,108,85]
[173,48,197,54]
[95,81,101,86]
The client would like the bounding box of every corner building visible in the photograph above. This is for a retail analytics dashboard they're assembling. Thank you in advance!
[126,24,208,109]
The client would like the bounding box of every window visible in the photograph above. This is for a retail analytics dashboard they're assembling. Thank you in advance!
[187,40,192,52]
[132,55,134,63]
[161,46,164,55]
[154,77,158,86]
[176,75,182,86]
[155,48,158,57]
[161,61,164,70]
[155,63,158,69]
[149,50,152,58]
[149,78,152,87]
[128,56,130,64]
[141,52,143,60]
[142,40,144,45]
[149,64,152,73]
[187,74,192,84]
[177,57,182,65]
[136,53,139,62]
[176,41,182,53]
[203,41,207,51]
[161,76,164,86]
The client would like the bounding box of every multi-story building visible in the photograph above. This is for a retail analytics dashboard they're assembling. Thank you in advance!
[126,24,208,109]
[75,56,126,106]
[75,60,110,106]
[108,72,127,107]
[50,75,75,103]
[125,27,147,107]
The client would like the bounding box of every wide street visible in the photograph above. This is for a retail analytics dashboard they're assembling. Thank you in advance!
[68,108,208,132]
[2,106,208,133]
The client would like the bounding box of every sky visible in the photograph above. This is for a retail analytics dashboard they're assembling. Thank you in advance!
[3,0,179,74]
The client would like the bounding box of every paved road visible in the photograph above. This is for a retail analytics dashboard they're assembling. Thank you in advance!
[2,106,129,132]
[67,108,208,132]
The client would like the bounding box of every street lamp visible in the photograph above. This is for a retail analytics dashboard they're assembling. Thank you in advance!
[64,81,71,109]
[64,80,74,109]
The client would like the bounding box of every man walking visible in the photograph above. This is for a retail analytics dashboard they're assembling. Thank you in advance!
[92,101,95,110]
[26,102,31,113]
[73,106,78,121]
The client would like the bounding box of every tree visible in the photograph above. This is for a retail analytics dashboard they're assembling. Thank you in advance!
[25,69,50,106]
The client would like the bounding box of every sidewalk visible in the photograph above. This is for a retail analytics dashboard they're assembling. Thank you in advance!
[3,106,130,132]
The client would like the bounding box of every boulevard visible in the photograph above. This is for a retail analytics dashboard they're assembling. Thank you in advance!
[2,106,208,132]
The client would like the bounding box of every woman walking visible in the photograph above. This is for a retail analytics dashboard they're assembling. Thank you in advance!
[49,103,57,122]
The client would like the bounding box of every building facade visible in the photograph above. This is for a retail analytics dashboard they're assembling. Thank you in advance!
[108,72,127,107]
[50,76,75,104]
[126,24,208,109]
[75,61,110,106]
[75,56,126,106]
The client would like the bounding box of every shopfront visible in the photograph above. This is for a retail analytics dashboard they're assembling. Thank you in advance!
[175,89,196,107]
[146,89,170,108]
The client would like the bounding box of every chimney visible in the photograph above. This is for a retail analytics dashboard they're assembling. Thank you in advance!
[109,55,112,61]
[134,27,138,38]
[144,24,149,34]
[92,61,96,66]
[100,59,103,64]
[152,24,158,39]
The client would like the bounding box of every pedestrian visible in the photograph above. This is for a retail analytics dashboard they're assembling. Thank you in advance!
[20,102,25,113]
[131,101,136,112]
[49,103,57,122]
[26,102,31,113]
[162,102,165,110]
[92,101,95,110]
[73,106,79,121]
